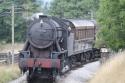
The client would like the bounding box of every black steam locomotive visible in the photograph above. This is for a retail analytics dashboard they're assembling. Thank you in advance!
[19,15,100,83]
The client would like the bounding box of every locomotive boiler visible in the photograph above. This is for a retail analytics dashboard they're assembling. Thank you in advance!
[19,15,100,83]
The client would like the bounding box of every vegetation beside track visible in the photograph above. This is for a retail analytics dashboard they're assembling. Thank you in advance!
[89,51,125,83]
[0,64,20,83]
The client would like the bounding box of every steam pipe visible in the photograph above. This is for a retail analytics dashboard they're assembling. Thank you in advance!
[56,39,61,52]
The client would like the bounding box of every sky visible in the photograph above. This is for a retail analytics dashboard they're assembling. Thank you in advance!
[44,0,52,3]
[37,0,53,3]
[37,0,53,6]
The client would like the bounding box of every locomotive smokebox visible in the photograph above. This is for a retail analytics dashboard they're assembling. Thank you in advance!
[28,18,56,49]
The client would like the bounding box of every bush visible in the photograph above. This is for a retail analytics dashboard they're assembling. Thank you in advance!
[90,51,125,83]
[0,65,20,83]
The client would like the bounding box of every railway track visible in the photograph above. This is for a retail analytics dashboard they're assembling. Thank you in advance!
[8,60,101,83]
[7,66,82,83]
[8,71,56,83]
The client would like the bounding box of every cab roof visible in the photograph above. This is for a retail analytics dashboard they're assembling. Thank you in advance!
[68,19,96,27]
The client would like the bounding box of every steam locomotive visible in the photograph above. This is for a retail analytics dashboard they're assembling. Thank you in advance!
[19,15,101,83]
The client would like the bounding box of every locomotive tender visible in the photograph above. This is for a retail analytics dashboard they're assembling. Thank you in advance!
[19,15,100,82]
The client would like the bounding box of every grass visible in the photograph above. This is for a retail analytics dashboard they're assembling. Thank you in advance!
[89,51,125,83]
[0,43,24,53]
[0,64,20,83]
[0,43,23,83]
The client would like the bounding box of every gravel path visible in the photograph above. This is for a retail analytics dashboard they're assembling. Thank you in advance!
[57,61,101,83]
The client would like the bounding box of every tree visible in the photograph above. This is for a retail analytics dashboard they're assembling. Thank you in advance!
[0,0,41,43]
[48,0,99,19]
[96,0,125,51]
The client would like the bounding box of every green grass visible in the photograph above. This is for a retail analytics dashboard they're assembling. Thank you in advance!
[0,64,20,83]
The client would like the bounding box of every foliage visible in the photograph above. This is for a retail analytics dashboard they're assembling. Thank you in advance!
[90,51,125,83]
[49,0,99,19]
[0,0,41,43]
[0,65,20,83]
[96,0,125,51]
